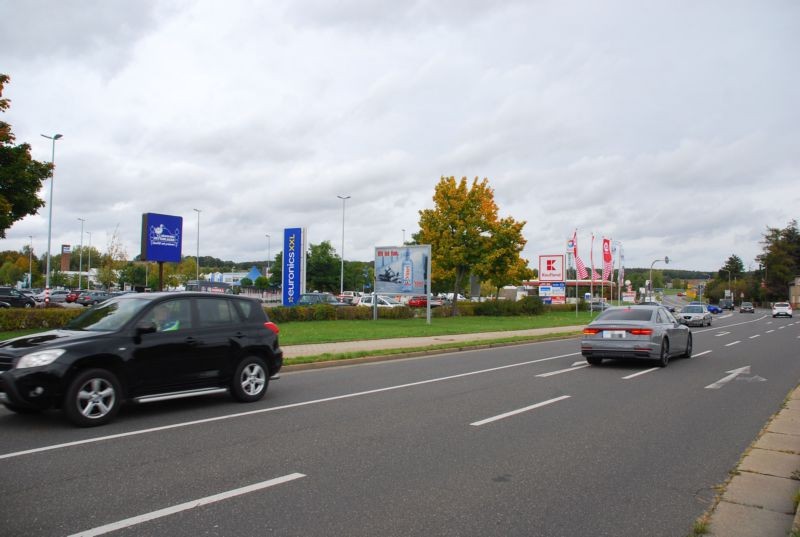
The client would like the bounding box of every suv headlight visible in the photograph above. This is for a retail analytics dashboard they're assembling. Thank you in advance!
[17,349,67,369]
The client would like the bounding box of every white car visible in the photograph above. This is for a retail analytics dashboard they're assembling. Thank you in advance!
[356,295,404,308]
[677,304,712,327]
[772,302,793,318]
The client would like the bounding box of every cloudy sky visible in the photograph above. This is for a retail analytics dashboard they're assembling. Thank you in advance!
[2,0,798,273]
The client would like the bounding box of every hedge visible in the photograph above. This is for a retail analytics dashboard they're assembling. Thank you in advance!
[0,308,83,331]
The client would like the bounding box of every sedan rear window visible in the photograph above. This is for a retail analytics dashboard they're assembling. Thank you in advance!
[596,309,653,321]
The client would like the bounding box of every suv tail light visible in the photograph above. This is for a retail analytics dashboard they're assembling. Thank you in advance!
[264,321,280,335]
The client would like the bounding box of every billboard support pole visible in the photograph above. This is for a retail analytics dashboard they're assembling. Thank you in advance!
[158,261,164,292]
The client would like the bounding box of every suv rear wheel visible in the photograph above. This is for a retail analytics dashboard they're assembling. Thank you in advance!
[231,356,268,402]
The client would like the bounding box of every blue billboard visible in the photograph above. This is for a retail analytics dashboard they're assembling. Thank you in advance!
[141,213,183,263]
[282,227,306,306]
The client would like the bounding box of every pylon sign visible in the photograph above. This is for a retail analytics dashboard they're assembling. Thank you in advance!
[539,255,565,282]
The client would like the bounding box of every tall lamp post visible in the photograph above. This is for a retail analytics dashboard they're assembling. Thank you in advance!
[28,236,33,288]
[193,209,201,282]
[721,268,732,305]
[402,228,406,244]
[612,240,623,303]
[649,256,669,301]
[337,195,350,295]
[77,218,85,289]
[41,133,63,302]
[85,231,92,288]
[265,234,271,279]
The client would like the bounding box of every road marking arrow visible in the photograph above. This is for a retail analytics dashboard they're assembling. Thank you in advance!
[705,366,752,390]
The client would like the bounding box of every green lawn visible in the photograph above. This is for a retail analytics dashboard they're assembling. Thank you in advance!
[0,310,592,345]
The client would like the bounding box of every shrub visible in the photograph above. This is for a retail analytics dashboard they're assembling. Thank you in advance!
[0,308,83,331]
[518,296,544,315]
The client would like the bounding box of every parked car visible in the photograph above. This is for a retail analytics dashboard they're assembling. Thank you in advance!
[581,305,692,367]
[76,291,112,307]
[407,295,443,308]
[589,300,611,311]
[356,295,405,308]
[739,301,755,313]
[0,301,9,308]
[0,292,283,426]
[0,287,36,308]
[772,302,793,318]
[706,304,722,314]
[677,304,712,326]
[297,292,347,306]
[336,291,358,304]
[65,290,85,303]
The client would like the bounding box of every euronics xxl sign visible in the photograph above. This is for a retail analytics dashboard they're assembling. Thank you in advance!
[282,228,307,306]
[374,245,431,295]
[141,213,183,263]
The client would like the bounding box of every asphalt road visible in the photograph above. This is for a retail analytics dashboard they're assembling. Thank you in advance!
[1,310,798,536]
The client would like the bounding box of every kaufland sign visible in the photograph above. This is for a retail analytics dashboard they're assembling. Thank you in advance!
[538,255,565,282]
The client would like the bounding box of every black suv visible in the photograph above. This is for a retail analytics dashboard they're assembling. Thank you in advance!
[0,287,36,308]
[0,292,282,426]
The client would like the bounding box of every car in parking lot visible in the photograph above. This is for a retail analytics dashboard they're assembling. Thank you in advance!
[356,295,405,308]
[677,304,712,326]
[65,290,85,303]
[407,295,443,308]
[706,304,722,314]
[772,302,793,318]
[0,287,36,308]
[581,305,692,367]
[76,290,111,306]
[0,292,283,426]
[297,292,347,306]
[739,301,755,313]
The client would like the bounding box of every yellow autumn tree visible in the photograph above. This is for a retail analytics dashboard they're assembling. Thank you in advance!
[418,176,529,314]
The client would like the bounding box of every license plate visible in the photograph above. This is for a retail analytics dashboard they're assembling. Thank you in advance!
[603,330,626,339]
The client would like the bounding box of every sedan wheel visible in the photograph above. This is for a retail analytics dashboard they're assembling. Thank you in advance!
[682,334,693,358]
[64,369,121,427]
[657,339,670,367]
[231,357,268,402]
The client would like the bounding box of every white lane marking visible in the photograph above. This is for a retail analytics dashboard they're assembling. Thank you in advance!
[470,395,571,426]
[766,330,775,333]
[706,366,751,390]
[778,326,785,330]
[749,334,760,339]
[622,368,660,380]
[714,332,730,337]
[692,314,767,333]
[725,341,741,347]
[0,352,582,461]
[536,364,590,377]
[694,350,713,357]
[68,473,305,537]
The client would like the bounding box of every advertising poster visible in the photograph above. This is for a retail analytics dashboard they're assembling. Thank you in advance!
[538,255,565,282]
[551,282,566,304]
[374,245,431,295]
[140,213,183,263]
[282,227,306,306]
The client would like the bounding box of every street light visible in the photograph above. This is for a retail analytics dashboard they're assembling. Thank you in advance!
[649,256,670,300]
[77,218,85,289]
[402,228,406,244]
[265,234,271,279]
[28,236,33,288]
[337,195,350,295]
[193,209,201,282]
[85,231,92,288]
[41,133,63,302]
[721,268,732,305]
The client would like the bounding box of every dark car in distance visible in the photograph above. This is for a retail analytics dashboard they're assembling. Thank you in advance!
[0,292,283,426]
[0,287,36,308]
[739,301,755,313]
[297,293,347,306]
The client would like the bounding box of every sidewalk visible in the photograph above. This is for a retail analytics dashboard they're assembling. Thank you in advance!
[282,327,800,536]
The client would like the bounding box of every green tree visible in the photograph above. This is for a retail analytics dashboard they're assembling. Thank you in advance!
[306,241,340,292]
[270,252,283,288]
[240,277,253,287]
[254,276,269,290]
[0,74,53,238]
[757,220,800,301]
[97,227,128,289]
[477,216,532,297]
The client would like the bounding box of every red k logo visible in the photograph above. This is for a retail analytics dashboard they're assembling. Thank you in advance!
[547,260,557,271]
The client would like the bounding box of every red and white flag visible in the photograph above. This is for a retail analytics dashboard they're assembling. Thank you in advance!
[590,234,596,282]
[570,230,589,280]
[602,237,613,281]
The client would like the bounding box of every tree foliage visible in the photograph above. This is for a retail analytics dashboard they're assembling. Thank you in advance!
[0,74,53,238]
[417,176,529,313]
[757,220,800,301]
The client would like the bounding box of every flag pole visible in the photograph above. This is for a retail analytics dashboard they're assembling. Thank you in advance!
[590,233,595,317]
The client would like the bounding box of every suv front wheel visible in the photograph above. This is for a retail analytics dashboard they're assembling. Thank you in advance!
[231,356,268,402]
[64,368,122,427]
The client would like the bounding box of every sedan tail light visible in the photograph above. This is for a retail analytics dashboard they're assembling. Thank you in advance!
[628,328,653,336]
[264,321,280,335]
[583,328,600,335]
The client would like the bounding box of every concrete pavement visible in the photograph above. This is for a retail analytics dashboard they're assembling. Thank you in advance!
[281,327,800,536]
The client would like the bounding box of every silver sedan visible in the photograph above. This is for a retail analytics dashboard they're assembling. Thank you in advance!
[581,305,692,367]
[677,305,712,327]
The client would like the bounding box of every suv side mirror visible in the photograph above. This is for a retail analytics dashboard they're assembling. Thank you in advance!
[135,321,157,335]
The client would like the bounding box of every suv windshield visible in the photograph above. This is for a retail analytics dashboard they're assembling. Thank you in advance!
[65,297,150,331]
